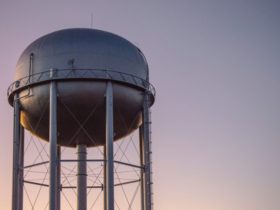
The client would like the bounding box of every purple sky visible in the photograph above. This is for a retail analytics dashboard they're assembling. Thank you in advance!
[1,1,280,209]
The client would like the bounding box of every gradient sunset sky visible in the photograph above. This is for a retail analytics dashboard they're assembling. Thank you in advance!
[1,0,280,209]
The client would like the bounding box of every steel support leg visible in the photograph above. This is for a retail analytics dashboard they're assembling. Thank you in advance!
[56,146,61,210]
[139,125,145,210]
[49,71,58,210]
[142,92,152,210]
[18,125,24,210]
[77,144,87,210]
[103,145,107,210]
[12,93,20,210]
[106,81,114,210]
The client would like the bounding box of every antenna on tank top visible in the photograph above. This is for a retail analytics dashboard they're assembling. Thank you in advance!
[90,13,93,28]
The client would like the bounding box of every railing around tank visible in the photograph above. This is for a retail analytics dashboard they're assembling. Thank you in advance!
[7,68,156,104]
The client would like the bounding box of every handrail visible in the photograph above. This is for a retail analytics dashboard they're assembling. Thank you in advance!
[7,68,156,105]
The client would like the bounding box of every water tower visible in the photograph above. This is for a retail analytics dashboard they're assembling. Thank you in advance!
[8,28,155,210]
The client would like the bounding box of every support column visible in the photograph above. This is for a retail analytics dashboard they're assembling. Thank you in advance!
[105,81,114,210]
[12,93,20,210]
[139,125,145,210]
[77,145,87,210]
[142,92,152,210]
[18,125,24,210]
[56,146,61,210]
[103,145,107,210]
[49,69,58,210]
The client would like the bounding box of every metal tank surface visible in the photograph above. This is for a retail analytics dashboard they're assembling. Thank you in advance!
[8,28,155,147]
[8,28,155,210]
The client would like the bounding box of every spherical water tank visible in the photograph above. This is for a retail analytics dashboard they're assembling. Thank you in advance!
[8,28,155,147]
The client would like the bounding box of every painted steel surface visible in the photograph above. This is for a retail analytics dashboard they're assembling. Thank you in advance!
[9,28,153,147]
[15,28,148,80]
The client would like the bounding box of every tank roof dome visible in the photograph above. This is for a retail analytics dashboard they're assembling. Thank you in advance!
[16,28,148,81]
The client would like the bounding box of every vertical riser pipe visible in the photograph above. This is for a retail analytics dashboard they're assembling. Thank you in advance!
[77,145,87,210]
